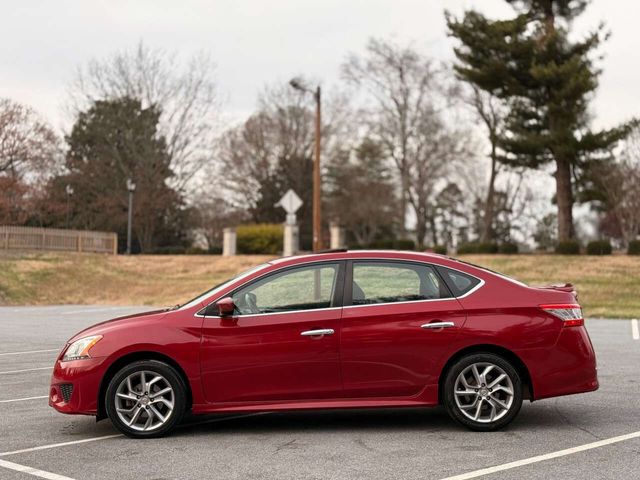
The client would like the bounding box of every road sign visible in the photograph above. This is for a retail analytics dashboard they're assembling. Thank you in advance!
[276,189,303,214]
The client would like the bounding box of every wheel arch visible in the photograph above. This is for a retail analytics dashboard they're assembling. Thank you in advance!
[97,351,193,420]
[437,344,533,404]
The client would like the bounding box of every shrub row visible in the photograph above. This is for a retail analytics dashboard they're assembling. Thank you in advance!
[236,223,283,254]
[457,242,519,254]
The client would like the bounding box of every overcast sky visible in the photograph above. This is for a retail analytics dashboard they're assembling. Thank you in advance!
[1,0,638,132]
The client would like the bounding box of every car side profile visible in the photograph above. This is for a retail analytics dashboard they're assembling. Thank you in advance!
[49,250,598,438]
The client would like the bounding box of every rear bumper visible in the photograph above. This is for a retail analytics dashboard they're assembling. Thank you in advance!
[521,325,599,400]
[49,357,106,415]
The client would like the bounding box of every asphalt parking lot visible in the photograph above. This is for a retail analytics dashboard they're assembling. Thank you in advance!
[0,306,639,480]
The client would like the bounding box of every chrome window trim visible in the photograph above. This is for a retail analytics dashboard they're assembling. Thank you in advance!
[196,306,343,319]
[193,256,485,318]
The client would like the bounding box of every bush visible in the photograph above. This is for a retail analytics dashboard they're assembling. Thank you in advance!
[629,240,640,255]
[498,242,519,254]
[457,242,498,254]
[586,240,612,255]
[432,245,447,255]
[236,223,283,254]
[394,239,416,251]
[555,240,580,255]
[149,246,186,255]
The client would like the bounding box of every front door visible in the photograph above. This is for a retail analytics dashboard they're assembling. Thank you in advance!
[340,260,466,398]
[200,261,345,403]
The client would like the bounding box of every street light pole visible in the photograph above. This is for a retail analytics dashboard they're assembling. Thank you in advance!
[126,178,136,255]
[65,185,74,229]
[290,78,323,252]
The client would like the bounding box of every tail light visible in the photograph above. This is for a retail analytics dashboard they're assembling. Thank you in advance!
[540,304,584,327]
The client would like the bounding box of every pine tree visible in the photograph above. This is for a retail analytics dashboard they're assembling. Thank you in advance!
[447,0,632,241]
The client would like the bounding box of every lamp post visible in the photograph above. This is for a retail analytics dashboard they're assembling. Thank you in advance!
[126,178,136,255]
[289,77,323,252]
[65,185,74,229]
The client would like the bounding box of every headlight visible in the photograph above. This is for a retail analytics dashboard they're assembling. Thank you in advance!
[62,335,103,361]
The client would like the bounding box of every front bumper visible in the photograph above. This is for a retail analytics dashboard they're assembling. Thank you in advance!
[49,356,107,415]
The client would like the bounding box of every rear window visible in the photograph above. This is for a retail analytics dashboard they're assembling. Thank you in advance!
[437,267,481,297]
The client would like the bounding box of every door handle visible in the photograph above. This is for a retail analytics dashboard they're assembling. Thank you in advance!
[300,328,335,337]
[421,322,455,329]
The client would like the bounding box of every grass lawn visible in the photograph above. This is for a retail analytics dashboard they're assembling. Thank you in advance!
[0,250,638,318]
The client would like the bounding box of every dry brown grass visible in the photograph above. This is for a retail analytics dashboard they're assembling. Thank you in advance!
[0,251,638,317]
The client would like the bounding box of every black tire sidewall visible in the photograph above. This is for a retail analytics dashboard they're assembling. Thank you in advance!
[444,353,523,431]
[105,359,186,438]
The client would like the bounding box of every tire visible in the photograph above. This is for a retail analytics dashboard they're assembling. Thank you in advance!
[443,353,523,431]
[105,360,186,438]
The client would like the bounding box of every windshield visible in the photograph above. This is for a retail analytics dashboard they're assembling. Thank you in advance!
[177,263,270,310]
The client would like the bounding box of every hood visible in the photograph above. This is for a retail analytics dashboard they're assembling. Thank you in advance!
[66,308,168,343]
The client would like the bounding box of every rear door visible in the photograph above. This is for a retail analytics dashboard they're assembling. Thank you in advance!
[339,260,466,398]
[200,261,345,403]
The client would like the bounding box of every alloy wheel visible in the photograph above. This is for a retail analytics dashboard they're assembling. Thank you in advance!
[114,370,175,432]
[453,362,514,423]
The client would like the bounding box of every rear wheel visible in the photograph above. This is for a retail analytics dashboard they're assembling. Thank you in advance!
[105,360,186,438]
[443,353,522,431]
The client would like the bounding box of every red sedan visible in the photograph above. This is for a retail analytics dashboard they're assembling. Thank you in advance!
[49,250,598,438]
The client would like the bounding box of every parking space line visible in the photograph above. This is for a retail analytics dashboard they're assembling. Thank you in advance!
[0,434,123,457]
[632,319,639,340]
[0,349,59,356]
[0,458,75,479]
[0,367,51,375]
[0,395,48,403]
[438,430,640,480]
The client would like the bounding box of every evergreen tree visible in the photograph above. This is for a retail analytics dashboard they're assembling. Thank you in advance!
[447,0,632,241]
[52,97,188,251]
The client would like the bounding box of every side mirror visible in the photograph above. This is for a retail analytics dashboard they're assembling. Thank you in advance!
[216,297,235,317]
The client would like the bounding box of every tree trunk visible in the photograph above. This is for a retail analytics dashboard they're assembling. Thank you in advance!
[399,172,408,237]
[480,144,498,243]
[555,157,574,242]
[415,213,427,250]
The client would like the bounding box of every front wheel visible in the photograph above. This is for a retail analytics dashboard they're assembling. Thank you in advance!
[105,360,186,438]
[443,353,523,431]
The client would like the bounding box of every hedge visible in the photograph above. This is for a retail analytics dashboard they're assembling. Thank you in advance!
[236,223,283,254]
[555,240,580,255]
[586,240,612,255]
[629,240,640,255]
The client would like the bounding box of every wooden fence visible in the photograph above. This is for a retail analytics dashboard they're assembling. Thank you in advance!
[0,226,118,255]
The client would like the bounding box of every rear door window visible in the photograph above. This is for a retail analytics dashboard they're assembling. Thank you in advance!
[437,266,481,297]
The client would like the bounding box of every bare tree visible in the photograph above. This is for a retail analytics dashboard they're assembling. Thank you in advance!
[466,87,508,242]
[596,127,640,245]
[0,98,60,179]
[342,38,462,245]
[69,42,219,190]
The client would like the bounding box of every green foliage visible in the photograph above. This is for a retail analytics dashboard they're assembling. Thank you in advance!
[498,242,519,254]
[433,245,448,255]
[457,242,499,254]
[586,240,612,255]
[237,224,283,254]
[446,2,633,242]
[149,246,187,255]
[628,240,640,255]
[555,240,580,255]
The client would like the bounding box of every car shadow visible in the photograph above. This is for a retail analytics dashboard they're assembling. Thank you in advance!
[173,401,607,438]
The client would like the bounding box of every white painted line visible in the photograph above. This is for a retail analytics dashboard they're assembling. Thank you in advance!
[0,366,51,375]
[0,434,123,457]
[0,458,75,479]
[0,349,59,357]
[438,430,640,480]
[632,319,639,340]
[0,395,48,403]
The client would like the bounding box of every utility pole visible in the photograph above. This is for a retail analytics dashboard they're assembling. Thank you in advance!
[126,178,136,255]
[289,78,323,252]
